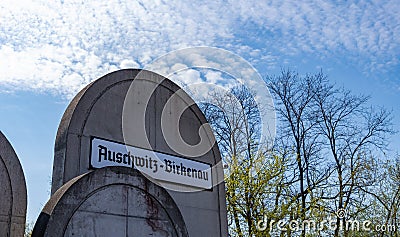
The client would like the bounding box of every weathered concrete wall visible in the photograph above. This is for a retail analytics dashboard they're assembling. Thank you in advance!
[51,69,228,236]
[33,167,188,237]
[0,131,27,237]
[52,69,227,237]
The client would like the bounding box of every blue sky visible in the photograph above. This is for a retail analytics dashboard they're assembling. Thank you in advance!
[0,0,399,223]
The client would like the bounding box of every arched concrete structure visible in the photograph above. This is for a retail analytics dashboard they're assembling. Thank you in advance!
[33,167,188,237]
[0,131,27,237]
[51,69,228,236]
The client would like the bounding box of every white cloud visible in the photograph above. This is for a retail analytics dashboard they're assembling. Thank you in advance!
[229,0,400,73]
[169,69,202,87]
[0,0,234,97]
[119,59,140,69]
[0,0,399,97]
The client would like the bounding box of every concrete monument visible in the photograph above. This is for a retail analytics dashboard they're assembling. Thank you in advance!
[0,131,27,237]
[44,69,227,236]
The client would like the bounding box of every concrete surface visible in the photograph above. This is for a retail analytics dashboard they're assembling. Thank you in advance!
[32,167,188,237]
[0,131,27,237]
[50,69,228,236]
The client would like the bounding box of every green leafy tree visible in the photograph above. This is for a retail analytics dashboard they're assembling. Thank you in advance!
[201,70,395,237]
[25,221,33,237]
[201,86,293,236]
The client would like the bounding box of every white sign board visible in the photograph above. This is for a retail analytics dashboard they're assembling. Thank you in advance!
[90,137,212,189]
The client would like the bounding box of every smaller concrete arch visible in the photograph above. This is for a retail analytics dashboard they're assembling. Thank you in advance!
[0,131,27,237]
[32,166,189,237]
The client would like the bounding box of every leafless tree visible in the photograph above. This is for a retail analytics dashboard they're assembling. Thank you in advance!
[313,79,393,236]
[266,70,394,237]
[266,70,333,236]
[201,70,395,237]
